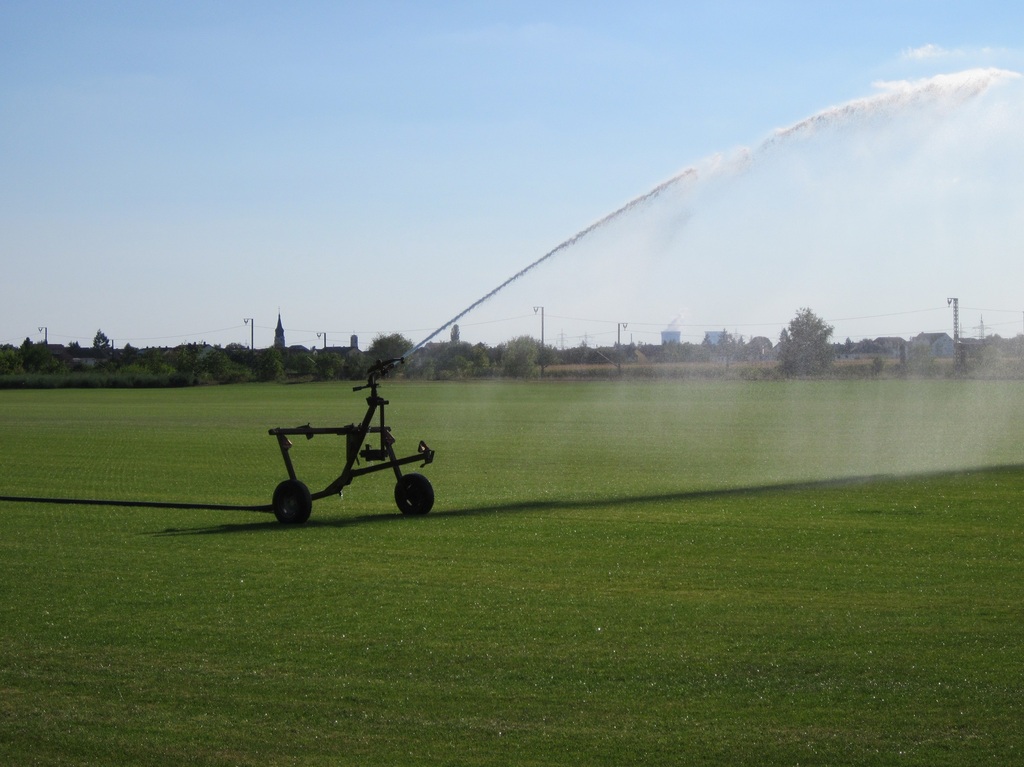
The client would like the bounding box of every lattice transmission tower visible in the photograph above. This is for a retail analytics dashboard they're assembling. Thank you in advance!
[947,297,963,372]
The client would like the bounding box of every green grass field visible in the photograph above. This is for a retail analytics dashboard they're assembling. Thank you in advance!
[2,380,1023,765]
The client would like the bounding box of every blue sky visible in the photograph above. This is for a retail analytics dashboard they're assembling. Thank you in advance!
[3,2,1024,350]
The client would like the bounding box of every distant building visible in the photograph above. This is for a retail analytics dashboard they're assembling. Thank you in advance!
[274,313,286,349]
[911,332,954,358]
[874,337,907,359]
[661,330,681,345]
[837,336,906,360]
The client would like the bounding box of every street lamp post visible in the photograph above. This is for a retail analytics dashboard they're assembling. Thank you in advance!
[317,332,327,350]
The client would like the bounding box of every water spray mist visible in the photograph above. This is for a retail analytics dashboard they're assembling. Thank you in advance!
[406,68,1019,358]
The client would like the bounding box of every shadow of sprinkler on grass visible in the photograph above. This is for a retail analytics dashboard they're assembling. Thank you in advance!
[149,464,1024,537]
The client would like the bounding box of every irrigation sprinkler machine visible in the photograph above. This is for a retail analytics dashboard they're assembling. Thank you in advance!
[267,357,435,524]
[0,356,435,522]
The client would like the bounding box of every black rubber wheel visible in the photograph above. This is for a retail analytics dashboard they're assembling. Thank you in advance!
[272,479,312,524]
[394,473,434,515]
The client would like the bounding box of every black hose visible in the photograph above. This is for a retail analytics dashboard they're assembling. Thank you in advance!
[0,494,273,513]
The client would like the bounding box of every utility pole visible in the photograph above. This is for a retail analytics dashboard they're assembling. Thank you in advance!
[38,326,47,344]
[617,322,628,374]
[317,332,327,349]
[533,306,545,378]
[243,318,254,350]
[947,298,961,372]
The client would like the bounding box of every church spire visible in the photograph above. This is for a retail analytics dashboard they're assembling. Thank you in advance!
[274,311,286,349]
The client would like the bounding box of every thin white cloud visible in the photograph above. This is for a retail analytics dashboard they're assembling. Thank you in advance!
[903,44,955,60]
[901,44,1008,61]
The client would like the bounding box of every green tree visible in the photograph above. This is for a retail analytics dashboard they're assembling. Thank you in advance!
[428,341,472,379]
[198,347,232,381]
[93,329,111,351]
[288,352,316,378]
[341,350,367,380]
[140,348,173,376]
[173,344,200,378]
[314,352,343,380]
[0,346,23,375]
[777,308,834,377]
[367,333,413,363]
[120,343,139,368]
[20,338,62,374]
[502,336,539,379]
[257,347,285,381]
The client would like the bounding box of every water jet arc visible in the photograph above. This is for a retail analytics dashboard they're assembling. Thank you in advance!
[406,68,1019,357]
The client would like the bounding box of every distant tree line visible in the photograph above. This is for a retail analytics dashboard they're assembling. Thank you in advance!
[3,310,1023,387]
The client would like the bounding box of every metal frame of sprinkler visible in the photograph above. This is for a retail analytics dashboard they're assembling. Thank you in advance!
[267,357,435,524]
